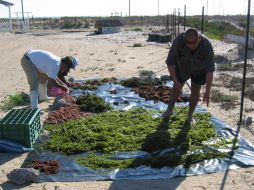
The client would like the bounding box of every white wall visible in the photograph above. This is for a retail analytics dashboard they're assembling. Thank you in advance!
[224,34,254,48]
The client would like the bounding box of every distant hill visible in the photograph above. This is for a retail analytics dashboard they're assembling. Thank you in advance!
[186,16,244,40]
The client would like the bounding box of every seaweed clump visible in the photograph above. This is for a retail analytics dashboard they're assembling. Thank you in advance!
[76,93,112,113]
[70,77,118,91]
[121,77,163,87]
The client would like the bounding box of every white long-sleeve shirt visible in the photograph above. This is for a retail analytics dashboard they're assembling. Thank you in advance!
[27,49,61,80]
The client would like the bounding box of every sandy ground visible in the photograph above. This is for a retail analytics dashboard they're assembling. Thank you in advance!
[0,28,254,190]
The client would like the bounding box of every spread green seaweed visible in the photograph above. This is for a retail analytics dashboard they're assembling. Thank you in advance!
[44,107,232,169]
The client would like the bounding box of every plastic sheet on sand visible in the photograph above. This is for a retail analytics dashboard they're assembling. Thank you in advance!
[37,82,254,182]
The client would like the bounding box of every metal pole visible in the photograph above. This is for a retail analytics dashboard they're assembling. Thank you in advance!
[239,0,251,124]
[21,0,24,21]
[26,12,29,33]
[206,0,208,15]
[201,6,204,33]
[8,6,12,31]
[177,9,180,35]
[170,13,174,41]
[174,9,176,38]
[129,0,130,18]
[158,0,160,16]
[166,14,169,32]
[184,5,186,31]
[43,17,45,31]
[172,11,175,39]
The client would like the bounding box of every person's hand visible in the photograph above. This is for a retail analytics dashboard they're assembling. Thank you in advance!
[61,85,69,93]
[65,87,70,94]
[66,81,71,87]
[203,90,210,106]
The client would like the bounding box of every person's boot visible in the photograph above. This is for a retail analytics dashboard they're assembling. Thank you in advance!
[30,90,39,109]
[38,83,52,101]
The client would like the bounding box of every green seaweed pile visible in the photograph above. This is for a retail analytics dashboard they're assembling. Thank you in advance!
[72,77,119,90]
[76,93,112,113]
[120,77,163,87]
[83,77,118,86]
[72,84,98,90]
[74,150,226,170]
[44,107,232,169]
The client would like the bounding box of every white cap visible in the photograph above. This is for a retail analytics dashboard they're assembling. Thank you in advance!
[70,56,79,69]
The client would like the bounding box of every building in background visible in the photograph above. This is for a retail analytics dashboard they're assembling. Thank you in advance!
[94,19,123,34]
[0,0,14,32]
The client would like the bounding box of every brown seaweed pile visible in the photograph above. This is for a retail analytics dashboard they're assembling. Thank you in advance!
[132,86,190,103]
[44,106,92,124]
[32,160,60,174]
[44,95,92,124]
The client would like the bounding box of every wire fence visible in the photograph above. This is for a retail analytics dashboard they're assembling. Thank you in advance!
[138,4,254,128]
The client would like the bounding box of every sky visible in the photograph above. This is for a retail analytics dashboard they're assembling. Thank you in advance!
[0,0,250,18]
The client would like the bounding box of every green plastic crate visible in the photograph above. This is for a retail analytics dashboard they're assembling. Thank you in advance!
[0,108,41,148]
